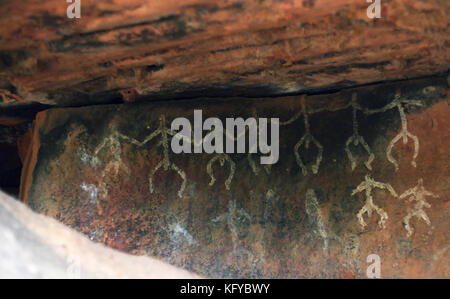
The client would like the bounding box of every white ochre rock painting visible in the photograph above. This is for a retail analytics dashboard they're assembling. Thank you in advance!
[79,90,440,236]
[350,175,439,235]
[294,96,324,176]
[384,90,421,171]
[84,90,426,189]
[207,153,235,190]
[212,200,253,264]
[305,189,341,250]
[278,90,423,174]
[345,93,374,171]
[352,175,398,229]
[139,115,187,198]
[400,179,439,237]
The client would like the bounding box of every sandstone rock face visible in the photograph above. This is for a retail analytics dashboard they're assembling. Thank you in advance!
[0,190,198,278]
[0,0,449,106]
[20,76,449,278]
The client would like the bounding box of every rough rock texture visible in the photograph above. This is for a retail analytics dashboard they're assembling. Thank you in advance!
[0,0,449,106]
[0,121,31,196]
[20,76,449,278]
[0,190,199,278]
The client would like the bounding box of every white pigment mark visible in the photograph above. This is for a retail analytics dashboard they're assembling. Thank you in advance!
[344,93,374,171]
[212,200,253,264]
[206,153,236,190]
[352,175,398,229]
[305,189,330,250]
[77,148,100,168]
[140,115,187,198]
[294,96,323,176]
[264,189,279,222]
[80,182,98,205]
[385,90,421,171]
[400,179,439,237]
[169,222,197,245]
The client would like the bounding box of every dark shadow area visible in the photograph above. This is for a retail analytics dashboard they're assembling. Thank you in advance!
[0,122,31,197]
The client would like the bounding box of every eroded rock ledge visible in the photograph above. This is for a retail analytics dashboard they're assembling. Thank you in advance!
[0,0,449,106]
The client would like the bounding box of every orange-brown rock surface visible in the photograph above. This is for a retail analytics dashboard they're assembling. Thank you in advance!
[1,0,449,279]
[0,0,449,106]
[20,76,449,278]
[0,190,199,278]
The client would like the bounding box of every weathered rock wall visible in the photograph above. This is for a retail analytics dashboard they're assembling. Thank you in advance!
[20,76,449,278]
[0,0,448,106]
[0,190,199,278]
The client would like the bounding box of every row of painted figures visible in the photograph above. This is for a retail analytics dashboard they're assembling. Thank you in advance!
[79,90,438,238]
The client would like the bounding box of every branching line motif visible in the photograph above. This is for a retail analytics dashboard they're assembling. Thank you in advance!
[345,93,375,171]
[352,175,398,229]
[294,96,323,176]
[400,179,439,237]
